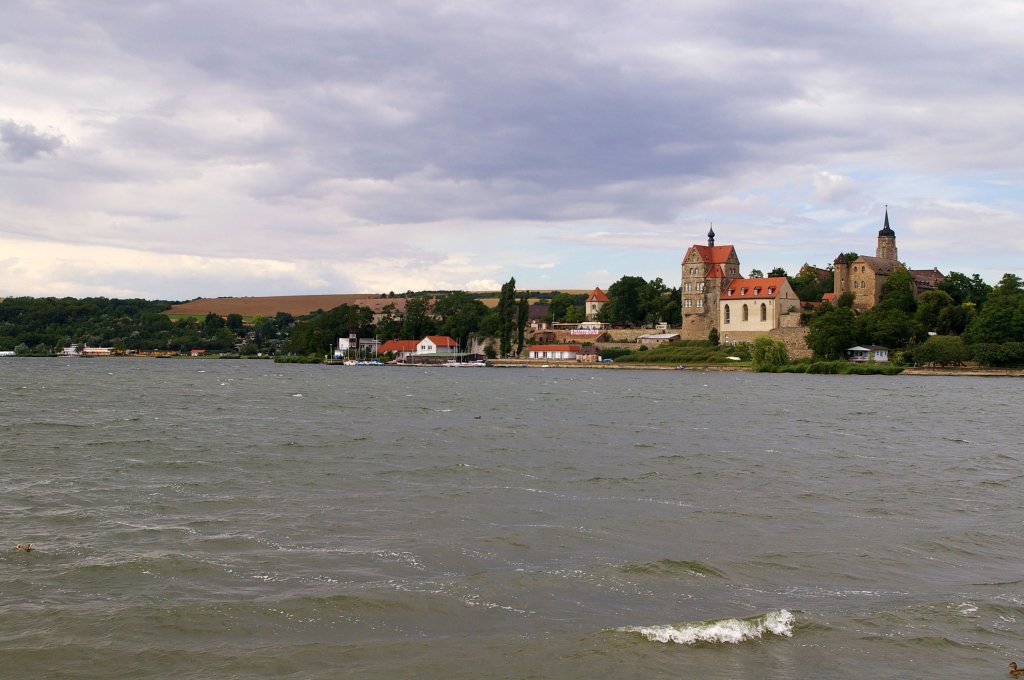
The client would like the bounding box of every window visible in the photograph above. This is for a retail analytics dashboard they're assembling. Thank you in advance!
[724,305,730,323]
[684,299,692,308]
[742,304,748,321]
[696,282,704,291]
[697,299,703,308]
[754,287,760,295]
[761,303,767,322]
[727,289,734,296]
[767,287,774,294]
[684,282,692,292]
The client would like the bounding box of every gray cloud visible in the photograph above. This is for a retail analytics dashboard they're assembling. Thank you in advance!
[1,0,1022,297]
[0,120,66,162]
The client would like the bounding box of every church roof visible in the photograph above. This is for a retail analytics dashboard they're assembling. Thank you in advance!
[722,277,790,300]
[587,287,609,302]
[855,255,900,276]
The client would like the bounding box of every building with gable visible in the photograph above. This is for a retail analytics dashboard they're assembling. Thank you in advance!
[379,339,419,361]
[679,227,806,353]
[417,335,458,355]
[680,226,742,340]
[719,277,803,337]
[832,209,945,310]
[585,287,609,321]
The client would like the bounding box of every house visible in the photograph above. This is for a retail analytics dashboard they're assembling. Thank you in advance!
[528,345,581,361]
[719,277,803,333]
[190,349,207,357]
[585,287,609,321]
[637,333,680,348]
[379,339,419,361]
[846,345,890,362]
[576,346,600,363]
[417,335,459,355]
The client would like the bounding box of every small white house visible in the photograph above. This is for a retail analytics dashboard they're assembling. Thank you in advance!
[417,336,459,355]
[528,345,581,361]
[846,345,889,362]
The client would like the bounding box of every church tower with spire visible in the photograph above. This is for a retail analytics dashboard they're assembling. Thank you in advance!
[876,207,898,262]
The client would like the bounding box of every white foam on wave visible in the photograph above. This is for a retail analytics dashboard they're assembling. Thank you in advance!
[619,609,794,645]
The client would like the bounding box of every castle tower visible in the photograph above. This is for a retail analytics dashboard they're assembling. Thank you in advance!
[680,226,740,340]
[833,253,850,299]
[876,208,897,262]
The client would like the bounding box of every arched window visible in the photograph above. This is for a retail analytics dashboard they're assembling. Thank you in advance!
[742,304,749,321]
[724,304,730,324]
[761,303,767,322]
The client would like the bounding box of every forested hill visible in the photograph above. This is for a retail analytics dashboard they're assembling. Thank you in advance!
[0,297,178,353]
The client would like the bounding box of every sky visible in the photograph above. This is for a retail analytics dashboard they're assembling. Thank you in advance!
[2,1,1022,301]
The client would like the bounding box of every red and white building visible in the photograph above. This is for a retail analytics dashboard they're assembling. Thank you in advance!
[417,336,459,355]
[585,287,609,321]
[379,339,419,361]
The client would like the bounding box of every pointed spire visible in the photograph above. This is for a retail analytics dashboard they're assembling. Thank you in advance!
[878,205,895,237]
[707,223,716,247]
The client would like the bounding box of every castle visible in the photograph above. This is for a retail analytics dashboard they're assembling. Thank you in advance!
[679,209,943,343]
[680,226,803,341]
[831,209,945,309]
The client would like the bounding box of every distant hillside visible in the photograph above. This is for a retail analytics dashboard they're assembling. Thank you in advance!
[166,295,372,318]
[165,290,593,317]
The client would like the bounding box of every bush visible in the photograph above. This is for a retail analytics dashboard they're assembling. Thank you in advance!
[750,336,789,371]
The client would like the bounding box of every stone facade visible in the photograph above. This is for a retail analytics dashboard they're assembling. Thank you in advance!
[833,209,944,310]
[680,227,741,340]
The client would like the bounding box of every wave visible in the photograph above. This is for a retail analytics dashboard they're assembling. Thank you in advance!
[619,559,725,579]
[617,609,794,645]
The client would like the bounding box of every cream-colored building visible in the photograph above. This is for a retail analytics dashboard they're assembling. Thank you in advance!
[718,277,803,335]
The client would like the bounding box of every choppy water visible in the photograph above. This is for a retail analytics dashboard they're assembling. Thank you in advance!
[2,359,1024,679]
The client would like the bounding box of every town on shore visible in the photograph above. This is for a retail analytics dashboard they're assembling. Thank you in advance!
[2,210,1022,373]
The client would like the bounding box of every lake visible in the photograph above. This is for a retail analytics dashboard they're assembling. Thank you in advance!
[2,358,1023,678]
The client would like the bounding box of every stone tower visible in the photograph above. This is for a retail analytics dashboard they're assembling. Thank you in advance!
[680,226,740,340]
[876,207,897,262]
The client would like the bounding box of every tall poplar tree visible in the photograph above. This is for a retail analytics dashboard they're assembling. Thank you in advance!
[497,277,517,357]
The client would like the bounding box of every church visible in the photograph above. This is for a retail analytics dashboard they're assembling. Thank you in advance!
[680,226,803,342]
[831,209,945,309]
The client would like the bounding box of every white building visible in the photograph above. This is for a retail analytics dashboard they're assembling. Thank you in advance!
[527,345,581,360]
[417,336,459,354]
[846,345,890,362]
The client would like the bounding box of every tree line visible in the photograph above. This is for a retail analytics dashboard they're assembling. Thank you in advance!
[804,270,1024,366]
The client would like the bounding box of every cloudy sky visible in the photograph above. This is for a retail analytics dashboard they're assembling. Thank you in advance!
[2,1,1022,300]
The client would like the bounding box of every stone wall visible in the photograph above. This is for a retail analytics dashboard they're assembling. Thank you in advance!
[719,326,811,359]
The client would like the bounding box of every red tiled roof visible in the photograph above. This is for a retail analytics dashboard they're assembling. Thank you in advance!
[821,292,837,303]
[722,277,789,300]
[379,340,418,352]
[529,345,581,352]
[587,287,609,302]
[424,335,457,347]
[707,264,726,278]
[683,244,736,265]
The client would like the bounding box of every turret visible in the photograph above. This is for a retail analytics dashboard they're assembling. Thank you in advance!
[876,207,898,261]
[707,224,716,247]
